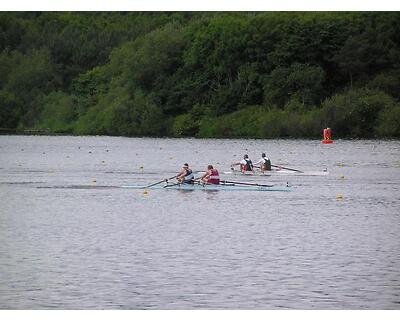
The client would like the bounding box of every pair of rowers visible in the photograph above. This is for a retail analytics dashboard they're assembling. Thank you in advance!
[176,163,220,185]
[231,153,272,173]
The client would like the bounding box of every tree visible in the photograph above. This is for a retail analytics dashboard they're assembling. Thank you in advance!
[35,91,75,133]
[1,48,59,128]
[264,63,325,109]
[333,29,394,87]
[321,89,396,137]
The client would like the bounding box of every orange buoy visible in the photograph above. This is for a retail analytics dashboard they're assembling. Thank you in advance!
[322,127,334,144]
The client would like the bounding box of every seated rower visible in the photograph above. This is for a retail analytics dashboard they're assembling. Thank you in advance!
[176,163,194,184]
[231,154,254,173]
[201,165,220,184]
[254,152,272,172]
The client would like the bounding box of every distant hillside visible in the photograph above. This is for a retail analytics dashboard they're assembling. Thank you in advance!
[1,12,399,138]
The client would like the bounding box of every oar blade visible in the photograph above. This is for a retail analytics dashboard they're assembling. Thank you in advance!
[271,164,303,173]
[144,175,177,188]
[221,180,274,188]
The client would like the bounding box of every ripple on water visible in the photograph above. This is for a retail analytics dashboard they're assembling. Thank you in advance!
[0,136,399,309]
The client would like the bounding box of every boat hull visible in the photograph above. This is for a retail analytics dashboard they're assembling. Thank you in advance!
[223,169,328,176]
[122,183,292,192]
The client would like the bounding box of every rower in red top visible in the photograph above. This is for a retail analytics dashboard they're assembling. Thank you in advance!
[231,154,254,173]
[201,165,220,184]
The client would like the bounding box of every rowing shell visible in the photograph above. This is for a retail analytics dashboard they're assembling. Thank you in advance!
[122,183,292,192]
[223,169,328,176]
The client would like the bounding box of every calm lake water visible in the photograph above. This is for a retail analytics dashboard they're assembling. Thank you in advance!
[0,135,399,309]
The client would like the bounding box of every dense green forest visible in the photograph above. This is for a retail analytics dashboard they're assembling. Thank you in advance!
[1,12,400,138]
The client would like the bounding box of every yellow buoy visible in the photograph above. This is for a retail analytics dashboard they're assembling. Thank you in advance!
[93,179,97,183]
[340,174,345,179]
[143,190,149,195]
[336,194,343,200]
[140,166,144,169]
[338,163,344,167]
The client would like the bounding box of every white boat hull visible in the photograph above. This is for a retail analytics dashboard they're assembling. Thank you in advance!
[223,169,328,176]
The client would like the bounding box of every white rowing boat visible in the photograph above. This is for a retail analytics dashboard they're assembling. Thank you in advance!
[223,168,328,176]
[122,182,292,192]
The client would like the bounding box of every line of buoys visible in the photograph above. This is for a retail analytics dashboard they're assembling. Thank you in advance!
[322,127,334,144]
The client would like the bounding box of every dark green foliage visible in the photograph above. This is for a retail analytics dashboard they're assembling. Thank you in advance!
[0,13,26,51]
[0,12,399,138]
[35,91,75,133]
[264,63,325,109]
[320,89,397,137]
[197,106,325,139]
[0,48,59,128]
[367,72,400,100]
[376,103,400,137]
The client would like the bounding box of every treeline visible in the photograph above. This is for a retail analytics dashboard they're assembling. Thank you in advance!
[1,12,400,138]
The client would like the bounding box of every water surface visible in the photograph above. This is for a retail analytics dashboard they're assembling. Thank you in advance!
[0,136,399,309]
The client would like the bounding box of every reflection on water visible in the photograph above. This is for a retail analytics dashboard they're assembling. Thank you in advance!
[0,136,399,309]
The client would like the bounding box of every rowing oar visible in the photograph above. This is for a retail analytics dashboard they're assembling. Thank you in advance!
[221,180,274,188]
[145,175,177,188]
[271,164,303,173]
[164,178,201,188]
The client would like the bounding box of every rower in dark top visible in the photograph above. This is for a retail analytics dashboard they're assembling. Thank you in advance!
[254,152,272,172]
[176,163,195,184]
[231,154,254,173]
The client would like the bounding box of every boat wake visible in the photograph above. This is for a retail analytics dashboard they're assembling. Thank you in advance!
[37,185,121,190]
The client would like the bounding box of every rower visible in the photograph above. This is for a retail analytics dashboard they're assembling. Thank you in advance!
[201,165,220,185]
[176,163,194,184]
[254,152,272,172]
[231,154,254,173]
